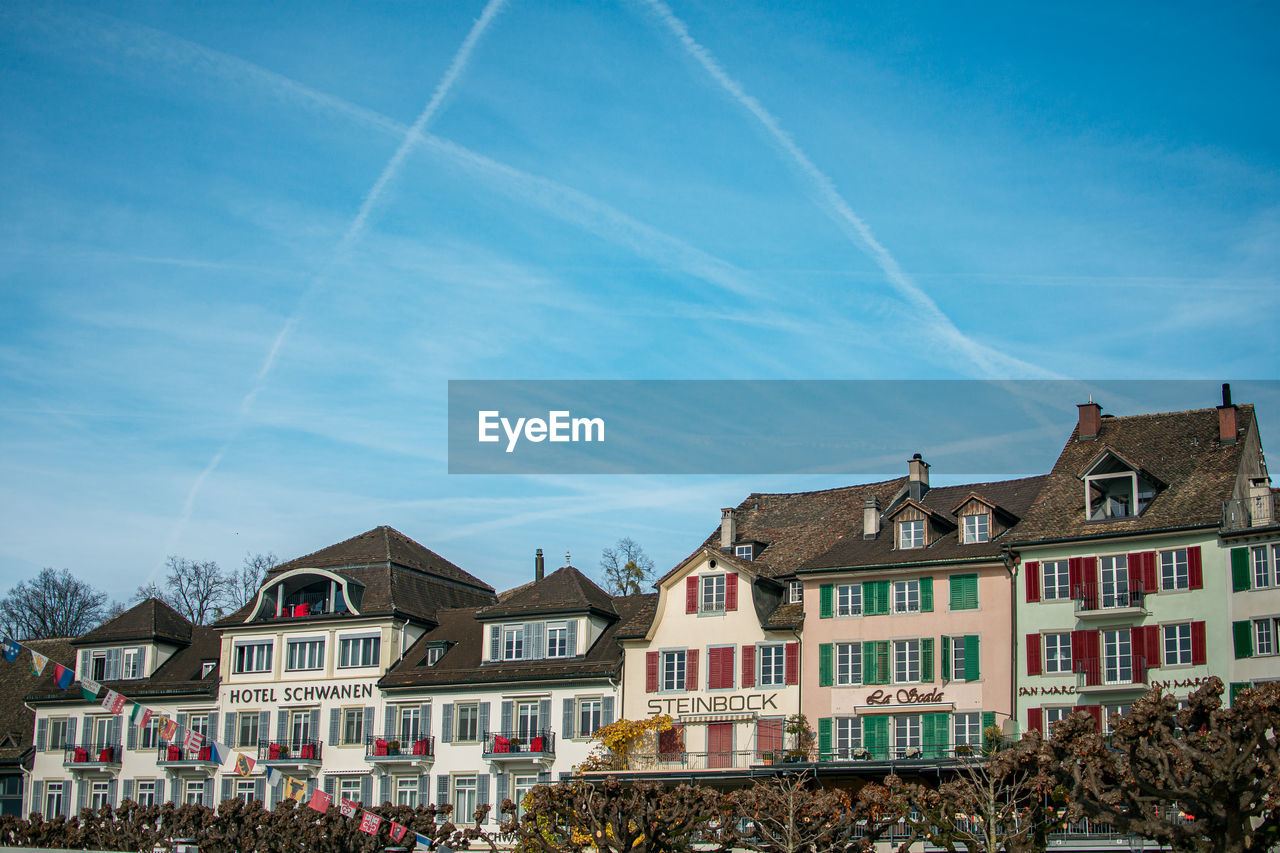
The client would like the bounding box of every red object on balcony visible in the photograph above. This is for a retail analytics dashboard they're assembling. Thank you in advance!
[493,735,510,753]
[74,748,88,763]
[295,602,311,617]
[269,743,283,760]
[530,736,544,753]
[375,739,388,756]
[99,748,113,762]
[198,746,211,761]
[412,739,428,755]
[167,745,182,761]
[300,743,315,759]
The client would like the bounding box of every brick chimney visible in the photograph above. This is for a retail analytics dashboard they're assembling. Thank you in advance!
[1077,401,1101,440]
[535,548,544,581]
[908,453,930,501]
[863,495,880,539]
[1219,383,1238,445]
[720,508,736,550]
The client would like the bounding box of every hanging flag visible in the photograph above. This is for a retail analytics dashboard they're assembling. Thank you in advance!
[358,811,382,835]
[101,689,127,715]
[1,637,20,663]
[414,833,432,851]
[183,729,204,754]
[159,717,178,741]
[265,767,283,788]
[339,797,359,818]
[234,753,256,777]
[207,741,224,765]
[282,775,308,803]
[80,676,101,701]
[53,663,74,690]
[388,821,408,843]
[30,650,49,677]
[130,704,154,727]
[307,789,332,813]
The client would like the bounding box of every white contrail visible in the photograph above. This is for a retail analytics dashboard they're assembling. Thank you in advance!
[636,0,1056,380]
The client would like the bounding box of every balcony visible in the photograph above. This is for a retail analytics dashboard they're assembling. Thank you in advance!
[365,734,434,766]
[1073,582,1145,618]
[1222,494,1279,531]
[63,742,120,770]
[156,741,219,770]
[257,738,323,768]
[482,730,555,761]
[1075,655,1148,693]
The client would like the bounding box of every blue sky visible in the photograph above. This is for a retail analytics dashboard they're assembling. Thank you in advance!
[2,1,1278,602]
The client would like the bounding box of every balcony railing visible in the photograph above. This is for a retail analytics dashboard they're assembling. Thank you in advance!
[63,742,120,766]
[1075,654,1148,689]
[156,741,218,765]
[1073,581,1145,614]
[257,738,323,763]
[365,734,434,760]
[1222,494,1279,531]
[482,730,555,759]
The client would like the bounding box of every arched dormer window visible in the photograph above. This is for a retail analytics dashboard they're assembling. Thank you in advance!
[245,568,364,622]
[1080,450,1162,521]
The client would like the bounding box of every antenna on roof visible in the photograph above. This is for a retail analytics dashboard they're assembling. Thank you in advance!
[565,549,571,567]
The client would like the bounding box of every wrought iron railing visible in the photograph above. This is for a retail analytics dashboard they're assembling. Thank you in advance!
[257,738,323,762]
[365,734,433,759]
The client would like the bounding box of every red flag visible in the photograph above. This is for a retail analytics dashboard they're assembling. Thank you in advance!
[159,717,178,741]
[183,729,204,753]
[101,689,127,715]
[339,798,359,818]
[388,821,408,842]
[308,789,332,813]
[359,811,382,835]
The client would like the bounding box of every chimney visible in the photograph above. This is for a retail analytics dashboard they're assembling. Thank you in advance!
[863,495,880,539]
[908,453,930,501]
[1077,401,1101,440]
[535,548,544,581]
[1219,383,1238,445]
[721,508,737,550]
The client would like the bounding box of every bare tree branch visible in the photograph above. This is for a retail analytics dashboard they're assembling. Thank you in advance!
[0,568,111,639]
[599,538,655,595]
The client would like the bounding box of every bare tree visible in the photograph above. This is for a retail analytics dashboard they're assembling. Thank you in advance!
[153,556,228,625]
[724,771,897,853]
[599,538,655,595]
[0,568,110,639]
[226,552,276,610]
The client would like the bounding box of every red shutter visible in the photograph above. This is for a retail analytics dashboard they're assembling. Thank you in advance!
[707,647,735,689]
[1068,557,1082,595]
[1082,556,1098,591]
[741,644,756,688]
[1188,546,1203,589]
[1079,704,1103,730]
[686,649,698,691]
[725,573,738,611]
[1145,625,1161,668]
[1144,552,1158,594]
[1027,707,1043,733]
[1025,562,1040,603]
[1071,629,1088,671]
[1132,624,1146,669]
[784,642,799,685]
[686,576,699,614]
[1190,621,1206,665]
[646,651,659,693]
[1026,633,1042,676]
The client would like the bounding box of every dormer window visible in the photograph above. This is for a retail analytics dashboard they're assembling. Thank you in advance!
[200,661,215,677]
[962,514,990,544]
[427,647,444,666]
[1082,452,1159,521]
[503,625,524,660]
[788,580,802,604]
[734,544,754,561]
[899,520,925,549]
[547,622,570,657]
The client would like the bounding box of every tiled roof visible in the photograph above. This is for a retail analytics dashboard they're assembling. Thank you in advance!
[478,566,617,621]
[0,637,74,765]
[1010,406,1253,543]
[612,593,658,639]
[73,598,192,647]
[801,475,1048,571]
[764,601,804,629]
[269,526,493,593]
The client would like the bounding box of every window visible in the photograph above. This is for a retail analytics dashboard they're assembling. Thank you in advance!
[122,648,143,680]
[1102,703,1132,735]
[47,718,68,750]
[1042,560,1069,600]
[661,650,686,692]
[455,704,479,742]
[1256,619,1276,657]
[426,647,444,666]
[953,712,982,748]
[511,774,538,820]
[290,710,312,745]
[453,775,478,823]
[140,718,160,750]
[899,520,924,549]
[893,579,920,613]
[396,776,417,807]
[1163,623,1193,666]
[701,575,726,613]
[286,638,325,671]
[1085,460,1155,521]
[339,634,380,668]
[503,626,524,661]
[949,574,978,610]
[735,544,754,560]
[235,780,256,804]
[201,662,216,677]
[834,717,862,759]
[238,712,260,749]
[1044,707,1072,735]
[1100,555,1130,608]
[962,514,989,544]
[92,716,112,749]
[44,781,64,816]
[516,701,541,740]
[1161,550,1189,591]
[1044,633,1072,674]
[135,780,156,806]
[835,643,862,686]
[233,641,273,674]
[184,779,204,805]
[759,644,786,687]
[894,715,921,757]
[339,777,362,804]
[398,707,420,742]
[1253,547,1275,589]
[894,640,921,683]
[188,714,210,743]
[788,580,802,604]
[547,623,569,658]
[836,584,862,616]
[90,650,107,681]
[1103,628,1133,684]
[342,708,364,745]
[949,637,967,680]
[578,699,602,738]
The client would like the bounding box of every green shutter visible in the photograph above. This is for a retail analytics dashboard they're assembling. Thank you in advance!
[1233,621,1254,659]
[950,574,978,610]
[862,642,876,685]
[1229,682,1250,705]
[982,711,997,741]
[818,717,833,760]
[1231,548,1252,592]
[877,641,891,684]
[922,714,936,758]
[819,584,834,618]
[941,635,951,681]
[964,635,981,681]
[921,637,934,682]
[919,576,933,612]
[818,644,834,687]
[864,580,890,615]
[865,716,888,760]
[928,713,950,758]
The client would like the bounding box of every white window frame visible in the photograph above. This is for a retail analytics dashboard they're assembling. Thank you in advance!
[338,633,380,668]
[962,513,990,544]
[700,574,726,613]
[502,625,524,661]
[1160,549,1189,591]
[1103,628,1133,684]
[759,643,786,687]
[398,706,420,742]
[735,544,754,561]
[898,519,924,549]
[1043,706,1072,735]
[184,779,204,805]
[44,781,64,816]
[396,776,417,807]
[47,718,68,751]
[834,717,862,759]
[1044,632,1071,674]
[515,700,541,740]
[1255,618,1276,657]
[949,635,967,679]
[237,712,260,749]
[893,714,921,756]
[953,712,982,748]
[338,777,362,804]
[426,647,444,666]
[836,583,862,616]
[1042,560,1069,600]
[455,703,480,742]
[285,637,325,672]
[453,775,478,823]
[235,779,256,804]
[233,641,273,674]
[342,707,365,745]
[135,780,156,806]
[546,623,569,658]
[661,650,687,692]
[577,698,603,738]
[1100,555,1130,607]
[1163,623,1193,666]
[788,580,802,604]
[90,779,111,808]
[511,773,538,820]
[122,647,143,680]
[834,642,861,686]
[1254,546,1275,590]
[290,709,312,745]
[893,579,920,614]
[893,639,921,684]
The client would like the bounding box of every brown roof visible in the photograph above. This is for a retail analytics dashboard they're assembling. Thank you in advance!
[29,627,220,705]
[73,598,192,647]
[0,637,74,766]
[764,601,804,629]
[1009,406,1253,544]
[478,566,618,620]
[613,593,658,639]
[270,526,493,593]
[801,475,1048,571]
